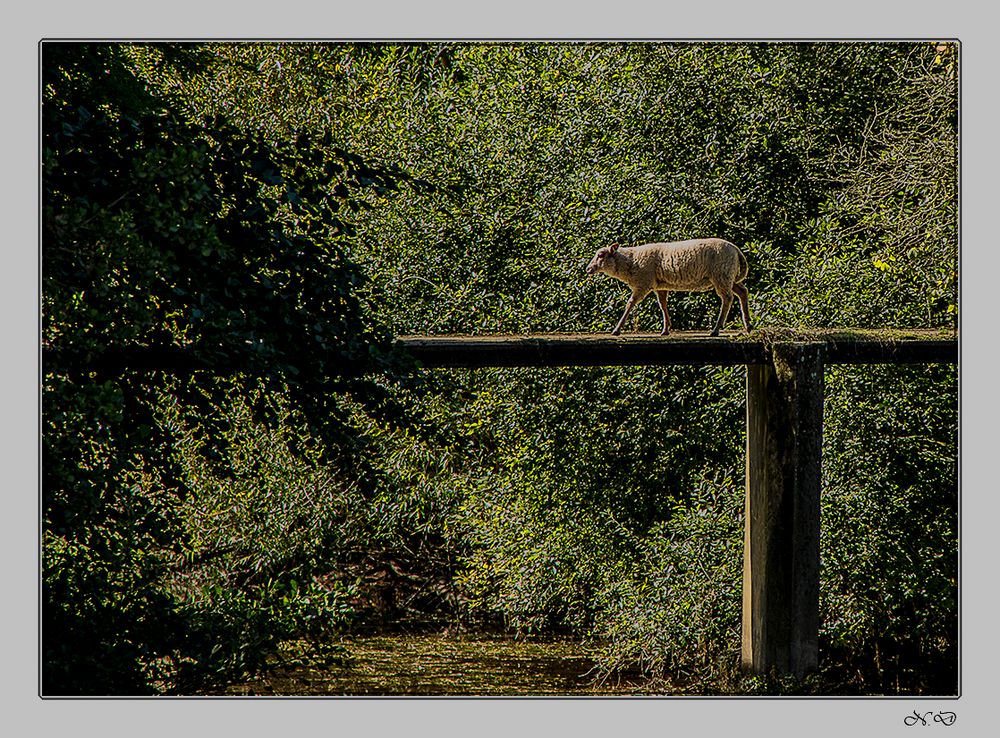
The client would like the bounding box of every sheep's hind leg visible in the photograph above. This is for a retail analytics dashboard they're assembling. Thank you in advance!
[733,282,751,333]
[655,290,671,335]
[711,287,734,337]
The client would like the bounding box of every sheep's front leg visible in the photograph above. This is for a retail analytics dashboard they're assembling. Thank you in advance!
[612,288,647,335]
[655,290,671,335]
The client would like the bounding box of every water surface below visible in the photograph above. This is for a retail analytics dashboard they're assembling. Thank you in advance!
[217,633,661,697]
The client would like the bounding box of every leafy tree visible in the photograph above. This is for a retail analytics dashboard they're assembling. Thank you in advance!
[42,42,414,693]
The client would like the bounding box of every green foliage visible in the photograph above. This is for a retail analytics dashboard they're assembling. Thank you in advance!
[42,457,183,694]
[43,48,408,420]
[44,41,958,695]
[327,41,953,692]
[453,365,745,633]
[42,43,412,693]
[592,476,744,687]
[153,381,360,690]
[819,364,957,693]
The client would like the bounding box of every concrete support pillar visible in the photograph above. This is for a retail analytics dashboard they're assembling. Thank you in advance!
[742,343,824,677]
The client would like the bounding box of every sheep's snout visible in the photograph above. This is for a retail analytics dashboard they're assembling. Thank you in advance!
[585,254,605,275]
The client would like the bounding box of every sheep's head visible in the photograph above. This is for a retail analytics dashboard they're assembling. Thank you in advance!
[585,243,620,275]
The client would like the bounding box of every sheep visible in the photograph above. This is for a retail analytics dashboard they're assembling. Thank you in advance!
[585,238,751,337]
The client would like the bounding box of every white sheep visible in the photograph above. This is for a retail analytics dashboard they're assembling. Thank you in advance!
[585,238,751,336]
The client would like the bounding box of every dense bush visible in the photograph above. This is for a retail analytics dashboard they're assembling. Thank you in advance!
[819,363,957,693]
[41,43,415,693]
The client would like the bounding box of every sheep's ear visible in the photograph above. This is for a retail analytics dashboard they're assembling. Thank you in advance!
[609,242,620,253]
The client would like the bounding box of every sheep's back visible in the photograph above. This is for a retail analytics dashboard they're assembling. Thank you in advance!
[631,239,742,291]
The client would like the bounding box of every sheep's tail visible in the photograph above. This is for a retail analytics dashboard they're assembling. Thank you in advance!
[735,245,749,284]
